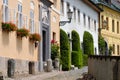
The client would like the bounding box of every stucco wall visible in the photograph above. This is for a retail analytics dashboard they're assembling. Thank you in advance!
[88,56,120,80]
[60,0,99,54]
[0,0,40,61]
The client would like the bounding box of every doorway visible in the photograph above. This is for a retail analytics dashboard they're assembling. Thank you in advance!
[29,62,35,74]
[42,30,47,61]
[7,59,15,77]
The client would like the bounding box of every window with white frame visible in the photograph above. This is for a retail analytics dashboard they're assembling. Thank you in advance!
[88,16,90,29]
[3,0,9,22]
[73,7,76,21]
[61,0,64,14]
[18,2,22,28]
[78,10,80,23]
[83,13,86,26]
[30,1,35,33]
[30,10,34,33]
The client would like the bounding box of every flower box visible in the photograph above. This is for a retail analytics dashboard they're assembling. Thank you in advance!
[29,33,41,42]
[2,22,17,32]
[17,28,29,38]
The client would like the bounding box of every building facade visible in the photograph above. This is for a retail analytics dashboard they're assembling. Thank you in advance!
[0,0,54,77]
[91,0,120,55]
[60,0,101,55]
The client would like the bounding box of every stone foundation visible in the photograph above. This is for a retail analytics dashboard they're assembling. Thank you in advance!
[0,56,39,77]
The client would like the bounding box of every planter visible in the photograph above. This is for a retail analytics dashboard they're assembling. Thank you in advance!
[17,28,29,38]
[2,22,17,32]
[29,33,41,42]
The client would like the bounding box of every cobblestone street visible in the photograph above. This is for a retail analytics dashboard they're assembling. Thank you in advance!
[5,67,88,80]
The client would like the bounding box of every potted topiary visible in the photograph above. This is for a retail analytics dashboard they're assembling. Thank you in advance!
[2,22,17,32]
[29,33,41,47]
[17,28,29,38]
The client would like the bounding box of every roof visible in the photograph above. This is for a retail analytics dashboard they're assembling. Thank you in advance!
[90,0,120,12]
[82,0,103,12]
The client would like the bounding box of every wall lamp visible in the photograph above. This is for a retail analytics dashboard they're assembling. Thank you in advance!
[59,9,73,26]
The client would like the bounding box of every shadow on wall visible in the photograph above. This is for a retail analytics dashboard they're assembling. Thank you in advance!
[16,37,22,53]
[29,42,34,55]
[2,31,9,46]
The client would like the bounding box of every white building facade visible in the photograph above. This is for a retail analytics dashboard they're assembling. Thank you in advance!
[60,0,101,55]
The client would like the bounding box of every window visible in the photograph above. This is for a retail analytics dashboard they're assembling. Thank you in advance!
[61,0,64,14]
[113,44,115,54]
[88,17,90,29]
[117,21,119,34]
[18,3,22,28]
[106,17,109,30]
[117,45,119,55]
[78,10,80,23]
[53,32,56,41]
[73,7,76,21]
[101,15,104,28]
[30,10,34,33]
[3,0,9,22]
[112,20,114,32]
[53,0,57,8]
[94,20,96,31]
[83,14,86,26]
[67,2,70,18]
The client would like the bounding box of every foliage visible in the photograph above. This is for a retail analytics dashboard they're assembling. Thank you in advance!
[98,36,106,55]
[83,54,88,66]
[60,50,70,71]
[2,22,17,32]
[108,46,113,56]
[60,29,70,71]
[72,50,83,68]
[60,29,70,50]
[29,33,41,42]
[71,30,83,68]
[72,30,81,51]
[51,40,60,60]
[83,31,94,55]
[17,28,29,38]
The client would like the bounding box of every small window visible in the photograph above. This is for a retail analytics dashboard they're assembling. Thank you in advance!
[117,45,119,55]
[3,0,9,22]
[112,20,114,32]
[83,14,86,26]
[101,15,104,28]
[94,20,96,31]
[117,21,119,34]
[61,0,64,14]
[30,10,34,33]
[106,17,109,30]
[53,32,56,41]
[73,7,76,21]
[18,2,22,28]
[113,44,115,54]
[88,17,90,29]
[78,10,80,23]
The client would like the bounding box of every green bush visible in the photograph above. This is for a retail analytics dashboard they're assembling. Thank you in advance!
[83,31,94,55]
[71,30,83,68]
[98,36,106,55]
[60,29,70,50]
[72,30,81,51]
[60,50,70,71]
[72,50,83,68]
[60,29,70,71]
[83,54,88,66]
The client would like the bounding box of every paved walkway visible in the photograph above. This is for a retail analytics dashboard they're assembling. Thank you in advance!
[5,67,88,80]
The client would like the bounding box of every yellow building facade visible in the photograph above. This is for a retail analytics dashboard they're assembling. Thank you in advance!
[99,3,120,55]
